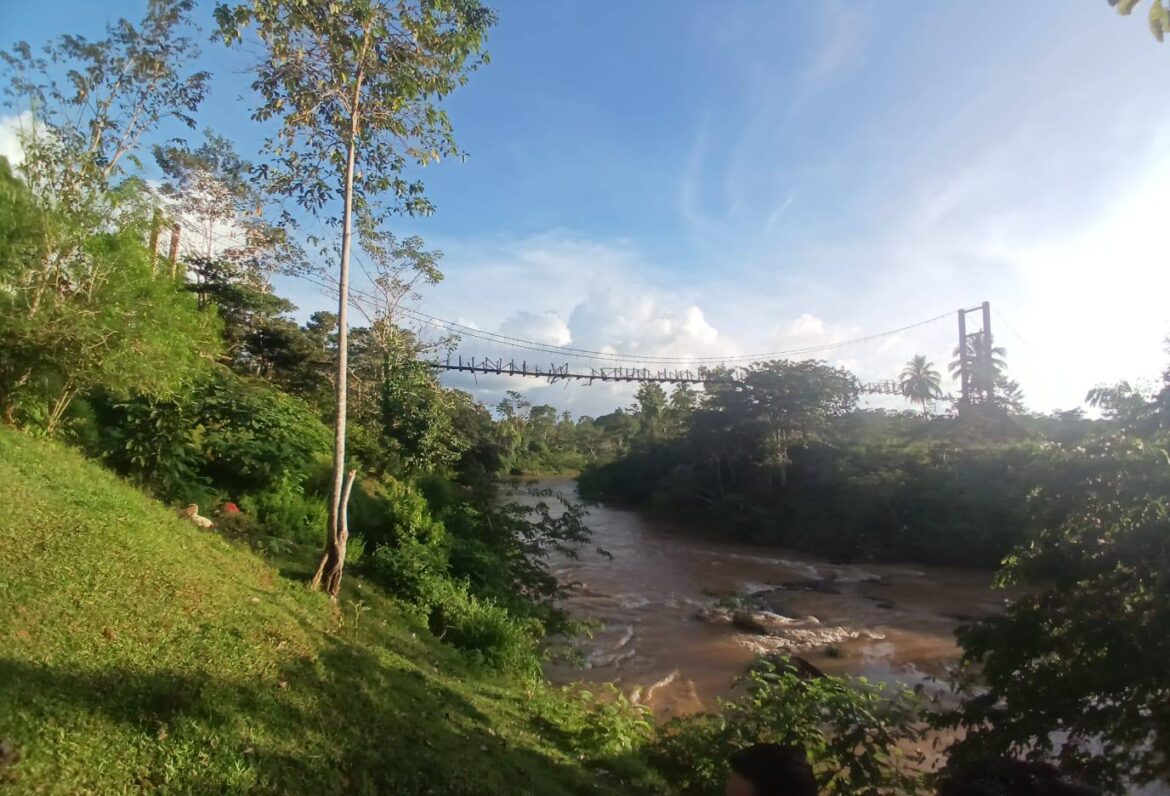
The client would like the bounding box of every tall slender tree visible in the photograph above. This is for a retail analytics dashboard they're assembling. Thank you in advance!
[216,0,495,597]
[899,355,942,416]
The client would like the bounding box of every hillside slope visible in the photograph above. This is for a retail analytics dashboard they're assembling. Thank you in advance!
[0,429,652,795]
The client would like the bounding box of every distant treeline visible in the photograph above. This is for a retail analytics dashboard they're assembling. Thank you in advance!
[538,360,1082,567]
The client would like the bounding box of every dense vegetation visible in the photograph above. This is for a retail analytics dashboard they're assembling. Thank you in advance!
[576,366,1070,567]
[3,1,1170,793]
[572,355,1170,791]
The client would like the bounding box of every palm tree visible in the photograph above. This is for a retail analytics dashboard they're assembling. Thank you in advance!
[900,355,942,416]
[949,334,1007,405]
[995,376,1026,415]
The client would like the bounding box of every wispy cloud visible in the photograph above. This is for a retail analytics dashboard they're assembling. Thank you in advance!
[796,0,867,94]
[677,2,867,249]
[765,188,799,230]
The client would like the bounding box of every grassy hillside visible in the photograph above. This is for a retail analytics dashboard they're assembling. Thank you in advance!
[0,429,656,795]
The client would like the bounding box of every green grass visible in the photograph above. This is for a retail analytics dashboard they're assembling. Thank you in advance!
[0,429,658,795]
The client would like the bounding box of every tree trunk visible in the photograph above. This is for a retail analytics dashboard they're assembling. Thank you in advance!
[312,469,356,597]
[311,112,360,598]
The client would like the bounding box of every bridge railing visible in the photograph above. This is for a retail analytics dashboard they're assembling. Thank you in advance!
[427,357,905,395]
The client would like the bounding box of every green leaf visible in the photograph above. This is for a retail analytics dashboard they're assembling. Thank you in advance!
[1151,0,1170,40]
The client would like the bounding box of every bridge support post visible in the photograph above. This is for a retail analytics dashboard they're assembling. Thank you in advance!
[957,301,993,409]
[982,300,993,404]
[957,309,969,406]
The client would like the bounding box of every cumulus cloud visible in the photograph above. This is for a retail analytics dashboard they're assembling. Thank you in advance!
[417,229,949,417]
[770,313,857,351]
[499,311,572,347]
[322,9,1170,418]
[567,290,731,361]
[416,232,748,415]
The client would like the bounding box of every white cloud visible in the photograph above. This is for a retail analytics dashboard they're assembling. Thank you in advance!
[499,311,571,347]
[797,0,866,91]
[566,290,732,361]
[0,112,30,168]
[412,232,746,415]
[765,189,798,230]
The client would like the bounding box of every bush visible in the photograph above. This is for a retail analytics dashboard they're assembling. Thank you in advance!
[82,369,330,503]
[81,390,212,505]
[426,581,542,678]
[239,475,329,545]
[0,165,222,434]
[940,435,1170,793]
[529,684,661,786]
[345,534,366,566]
[415,472,460,515]
[354,475,450,606]
[651,658,928,795]
[557,685,655,758]
[365,540,448,608]
[194,370,330,494]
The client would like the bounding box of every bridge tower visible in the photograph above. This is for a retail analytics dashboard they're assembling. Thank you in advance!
[956,301,993,407]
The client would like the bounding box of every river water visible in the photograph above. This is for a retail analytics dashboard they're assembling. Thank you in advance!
[530,478,1007,719]
[526,478,1169,795]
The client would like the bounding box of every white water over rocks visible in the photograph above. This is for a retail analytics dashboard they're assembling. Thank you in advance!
[521,479,1010,719]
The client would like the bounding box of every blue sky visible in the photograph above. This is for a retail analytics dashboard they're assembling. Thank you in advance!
[5,1,1170,415]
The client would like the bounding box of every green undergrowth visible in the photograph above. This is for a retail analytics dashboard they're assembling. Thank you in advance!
[0,429,661,795]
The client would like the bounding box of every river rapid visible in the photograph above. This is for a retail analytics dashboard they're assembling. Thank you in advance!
[527,478,1007,719]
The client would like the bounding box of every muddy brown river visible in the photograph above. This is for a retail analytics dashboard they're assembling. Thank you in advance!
[524,478,1169,795]
[529,478,1007,719]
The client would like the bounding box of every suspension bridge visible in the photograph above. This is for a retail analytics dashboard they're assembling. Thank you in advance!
[417,303,995,402]
[427,356,904,394]
[290,268,997,403]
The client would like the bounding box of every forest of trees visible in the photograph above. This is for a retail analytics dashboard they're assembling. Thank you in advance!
[572,353,1054,566]
[3,1,1170,794]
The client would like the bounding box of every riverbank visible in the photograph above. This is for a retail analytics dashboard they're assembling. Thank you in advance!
[576,436,1041,569]
[0,431,662,795]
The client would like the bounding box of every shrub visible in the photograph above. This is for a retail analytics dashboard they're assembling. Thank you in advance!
[563,685,655,757]
[415,472,460,515]
[364,540,448,608]
[426,581,542,678]
[239,475,329,545]
[651,658,928,795]
[82,369,330,503]
[444,489,592,623]
[940,435,1170,793]
[344,535,366,566]
[83,389,211,504]
[195,370,330,494]
[0,164,222,434]
[354,474,451,606]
